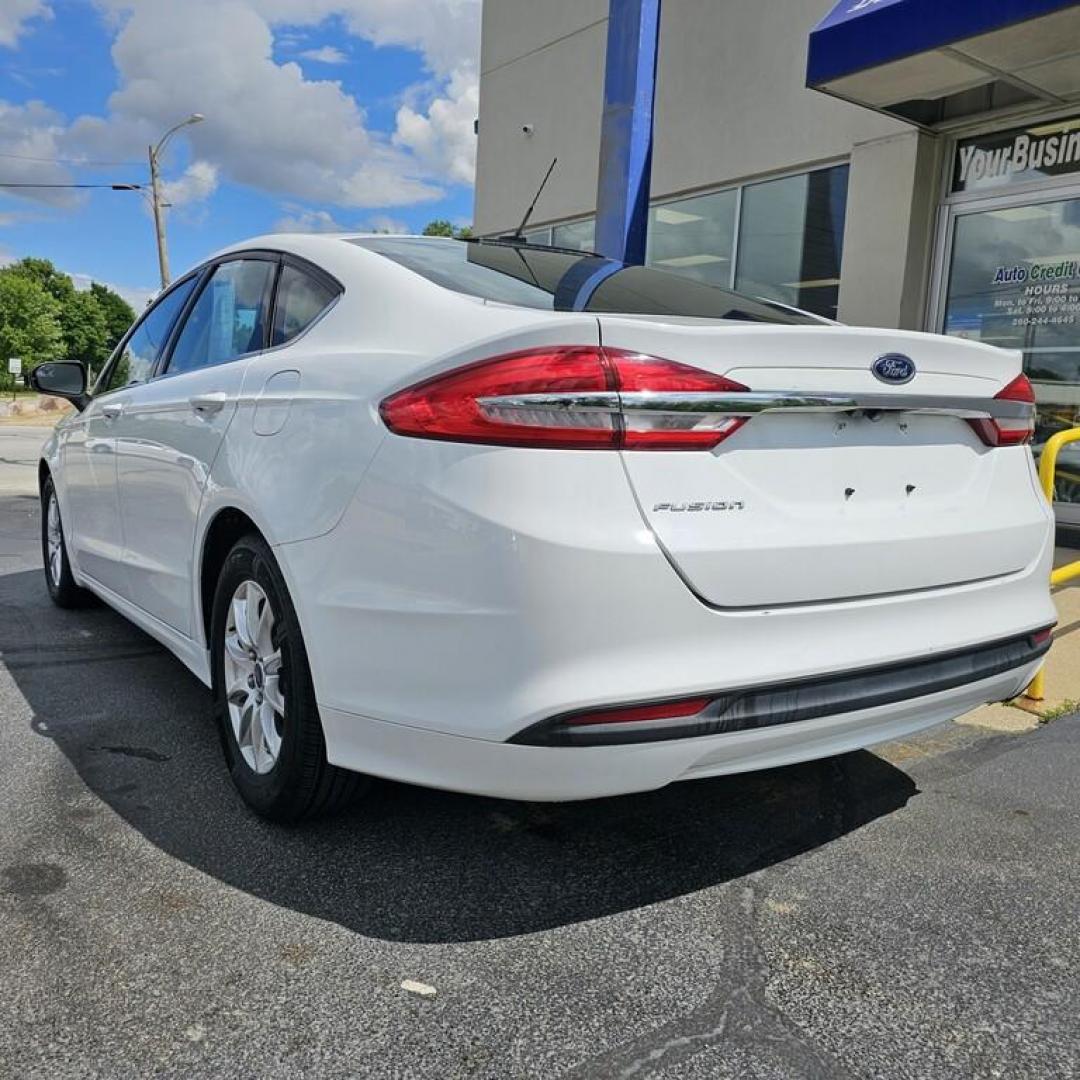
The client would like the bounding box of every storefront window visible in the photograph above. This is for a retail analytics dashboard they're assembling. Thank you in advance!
[551,218,595,251]
[943,197,1080,511]
[952,117,1080,197]
[734,165,849,320]
[646,189,737,287]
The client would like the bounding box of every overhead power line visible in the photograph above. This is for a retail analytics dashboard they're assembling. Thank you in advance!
[0,150,146,167]
[0,181,144,190]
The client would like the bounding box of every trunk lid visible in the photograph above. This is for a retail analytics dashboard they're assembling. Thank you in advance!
[601,319,1048,607]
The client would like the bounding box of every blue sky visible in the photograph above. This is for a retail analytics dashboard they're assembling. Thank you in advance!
[0,0,480,306]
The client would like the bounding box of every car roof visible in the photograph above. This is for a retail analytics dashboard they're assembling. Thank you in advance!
[206,232,453,261]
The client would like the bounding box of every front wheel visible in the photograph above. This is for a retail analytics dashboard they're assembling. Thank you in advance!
[41,475,94,609]
[210,534,368,822]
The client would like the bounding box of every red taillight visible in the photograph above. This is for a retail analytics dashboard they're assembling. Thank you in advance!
[562,696,713,728]
[380,347,750,451]
[968,373,1036,447]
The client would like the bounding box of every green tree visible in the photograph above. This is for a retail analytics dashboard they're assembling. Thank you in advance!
[422,219,455,237]
[0,272,64,380]
[3,258,135,376]
[422,219,473,239]
[6,256,76,305]
[60,289,110,373]
[89,281,136,350]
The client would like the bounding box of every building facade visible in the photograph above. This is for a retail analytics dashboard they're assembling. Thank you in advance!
[473,0,1080,519]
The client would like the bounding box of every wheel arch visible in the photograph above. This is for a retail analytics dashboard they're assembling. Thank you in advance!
[198,507,264,647]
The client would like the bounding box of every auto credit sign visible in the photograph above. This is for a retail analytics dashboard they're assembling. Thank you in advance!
[954,117,1080,194]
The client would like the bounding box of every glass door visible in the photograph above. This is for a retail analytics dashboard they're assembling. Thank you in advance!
[939,189,1080,524]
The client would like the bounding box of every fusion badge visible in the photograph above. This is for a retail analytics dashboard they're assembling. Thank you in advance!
[652,501,745,513]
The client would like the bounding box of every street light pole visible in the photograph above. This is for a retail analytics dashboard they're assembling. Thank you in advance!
[148,143,170,289]
[147,113,205,289]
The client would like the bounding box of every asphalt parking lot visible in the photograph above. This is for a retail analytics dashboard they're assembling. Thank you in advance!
[1,443,1079,1078]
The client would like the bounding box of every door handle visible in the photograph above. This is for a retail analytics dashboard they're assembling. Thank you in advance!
[190,392,228,415]
[101,402,124,420]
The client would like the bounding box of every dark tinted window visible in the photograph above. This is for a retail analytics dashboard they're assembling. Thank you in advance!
[272,262,338,346]
[351,236,820,324]
[96,275,198,395]
[167,258,275,375]
[735,165,849,321]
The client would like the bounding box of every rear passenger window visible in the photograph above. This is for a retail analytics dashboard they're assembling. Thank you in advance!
[166,258,275,376]
[271,263,338,346]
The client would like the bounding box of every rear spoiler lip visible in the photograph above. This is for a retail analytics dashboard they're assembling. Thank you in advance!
[480,389,1035,422]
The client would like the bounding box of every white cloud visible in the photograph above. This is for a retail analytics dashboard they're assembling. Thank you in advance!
[0,0,51,48]
[271,206,409,234]
[298,45,347,64]
[0,99,81,208]
[393,66,478,186]
[2,0,480,224]
[273,206,345,232]
[250,0,480,79]
[67,0,447,208]
[363,213,408,234]
[159,159,219,207]
[70,272,155,311]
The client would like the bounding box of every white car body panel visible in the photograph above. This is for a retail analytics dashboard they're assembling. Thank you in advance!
[113,358,247,634]
[37,233,1056,802]
[55,396,127,594]
[318,666,1034,802]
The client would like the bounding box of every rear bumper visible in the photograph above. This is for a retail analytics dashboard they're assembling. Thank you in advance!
[513,629,1052,746]
[279,441,1057,746]
[320,662,1041,801]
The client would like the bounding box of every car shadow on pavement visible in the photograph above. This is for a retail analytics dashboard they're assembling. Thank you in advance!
[1,565,917,944]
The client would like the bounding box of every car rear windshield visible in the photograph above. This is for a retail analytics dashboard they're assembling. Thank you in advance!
[349,236,822,324]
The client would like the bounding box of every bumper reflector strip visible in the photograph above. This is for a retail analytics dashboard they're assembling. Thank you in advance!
[511,630,1053,747]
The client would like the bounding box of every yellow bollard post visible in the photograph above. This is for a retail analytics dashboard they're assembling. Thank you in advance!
[1023,426,1080,703]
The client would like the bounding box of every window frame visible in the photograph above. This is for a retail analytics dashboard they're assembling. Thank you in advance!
[155,250,282,380]
[93,247,345,395]
[269,253,344,348]
[504,158,852,306]
[92,268,207,399]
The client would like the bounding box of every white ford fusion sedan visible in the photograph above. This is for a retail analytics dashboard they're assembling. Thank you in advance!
[33,234,1056,821]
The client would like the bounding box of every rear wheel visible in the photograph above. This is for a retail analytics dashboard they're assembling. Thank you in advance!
[41,475,94,609]
[210,534,367,822]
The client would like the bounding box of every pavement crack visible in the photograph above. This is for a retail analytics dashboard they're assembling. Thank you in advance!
[564,886,856,1080]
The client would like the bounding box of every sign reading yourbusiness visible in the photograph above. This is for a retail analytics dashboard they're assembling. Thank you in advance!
[953,117,1080,194]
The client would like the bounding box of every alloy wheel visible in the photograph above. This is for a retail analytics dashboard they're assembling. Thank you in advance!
[223,579,285,774]
[46,491,63,587]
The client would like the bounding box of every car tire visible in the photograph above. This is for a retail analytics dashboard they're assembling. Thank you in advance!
[210,533,368,822]
[41,475,95,609]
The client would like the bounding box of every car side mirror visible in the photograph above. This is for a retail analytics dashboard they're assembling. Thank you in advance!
[29,361,89,412]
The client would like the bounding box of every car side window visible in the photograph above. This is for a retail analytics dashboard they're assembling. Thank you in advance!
[95,275,198,396]
[271,262,339,346]
[165,258,276,376]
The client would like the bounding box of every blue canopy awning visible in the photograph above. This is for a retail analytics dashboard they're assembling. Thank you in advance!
[807,0,1080,125]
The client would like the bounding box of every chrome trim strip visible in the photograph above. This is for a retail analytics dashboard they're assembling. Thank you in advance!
[479,392,620,412]
[478,390,1034,421]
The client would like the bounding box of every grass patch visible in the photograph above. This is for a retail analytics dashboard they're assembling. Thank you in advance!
[1039,698,1080,722]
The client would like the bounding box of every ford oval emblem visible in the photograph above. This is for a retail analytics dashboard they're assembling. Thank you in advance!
[872,354,916,385]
